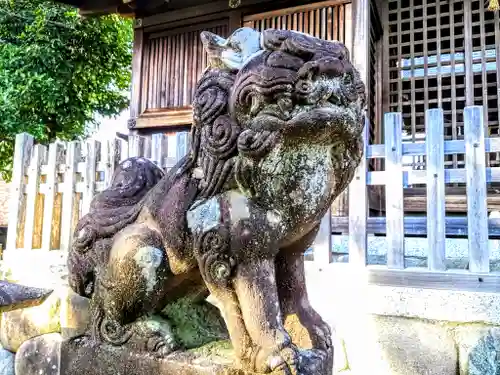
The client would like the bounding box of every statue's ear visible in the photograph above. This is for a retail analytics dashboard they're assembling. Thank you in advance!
[200,31,227,52]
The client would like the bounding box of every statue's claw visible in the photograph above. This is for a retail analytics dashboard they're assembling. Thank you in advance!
[146,335,178,358]
[300,312,333,353]
[309,320,333,352]
[266,346,300,375]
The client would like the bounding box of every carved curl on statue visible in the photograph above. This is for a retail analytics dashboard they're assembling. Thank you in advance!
[66,26,366,375]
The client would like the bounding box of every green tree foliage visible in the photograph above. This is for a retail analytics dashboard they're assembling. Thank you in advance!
[0,0,133,180]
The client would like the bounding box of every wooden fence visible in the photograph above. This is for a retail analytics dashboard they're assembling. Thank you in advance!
[6,131,190,253]
[311,105,500,293]
[6,105,500,293]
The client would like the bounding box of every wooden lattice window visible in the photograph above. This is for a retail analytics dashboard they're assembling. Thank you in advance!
[388,0,500,169]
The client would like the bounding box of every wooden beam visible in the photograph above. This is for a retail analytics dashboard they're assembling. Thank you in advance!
[331,216,500,238]
[366,266,500,293]
[130,27,145,121]
[242,0,350,22]
[133,108,193,128]
[352,0,370,105]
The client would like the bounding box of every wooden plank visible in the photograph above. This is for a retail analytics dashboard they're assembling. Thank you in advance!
[41,142,63,251]
[81,140,99,217]
[100,140,112,189]
[176,132,189,160]
[130,27,144,121]
[151,133,167,168]
[449,0,458,168]
[426,108,446,271]
[166,134,178,170]
[352,0,369,100]
[135,108,193,128]
[366,266,500,294]
[463,0,474,106]
[313,210,332,266]
[242,1,351,23]
[24,145,47,251]
[373,167,500,186]
[366,138,500,158]
[464,106,489,273]
[119,138,129,163]
[60,142,81,252]
[129,135,145,158]
[331,216,500,238]
[348,118,368,266]
[6,133,34,251]
[107,138,123,186]
[384,112,404,269]
[143,136,152,159]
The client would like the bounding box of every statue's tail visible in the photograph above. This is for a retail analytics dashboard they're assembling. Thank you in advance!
[67,157,165,297]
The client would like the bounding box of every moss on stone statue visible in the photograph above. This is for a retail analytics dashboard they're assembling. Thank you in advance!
[161,296,228,349]
[189,339,233,358]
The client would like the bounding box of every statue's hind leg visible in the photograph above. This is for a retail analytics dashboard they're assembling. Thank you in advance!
[90,223,177,355]
[276,225,333,357]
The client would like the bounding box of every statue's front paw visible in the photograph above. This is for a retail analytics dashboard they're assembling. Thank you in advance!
[255,345,300,375]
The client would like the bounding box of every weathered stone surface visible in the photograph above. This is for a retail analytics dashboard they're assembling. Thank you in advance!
[343,315,457,375]
[15,333,62,375]
[59,337,329,375]
[458,326,500,375]
[0,288,60,352]
[0,345,14,375]
[59,287,90,340]
[0,281,52,313]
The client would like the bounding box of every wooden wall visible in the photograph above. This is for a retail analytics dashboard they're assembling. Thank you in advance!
[130,0,359,132]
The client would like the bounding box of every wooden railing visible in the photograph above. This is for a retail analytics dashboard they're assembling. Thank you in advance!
[7,105,500,293]
[311,105,500,293]
[6,132,190,253]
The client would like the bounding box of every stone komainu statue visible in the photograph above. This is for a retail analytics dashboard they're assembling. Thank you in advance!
[67,27,365,374]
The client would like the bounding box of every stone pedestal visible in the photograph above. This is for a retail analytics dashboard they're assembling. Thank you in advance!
[16,334,331,375]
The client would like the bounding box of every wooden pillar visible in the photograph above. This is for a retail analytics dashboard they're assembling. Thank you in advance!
[129,21,145,132]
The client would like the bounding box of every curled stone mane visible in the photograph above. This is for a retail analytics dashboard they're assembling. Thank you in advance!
[189,68,242,199]
[68,157,164,297]
[72,157,165,254]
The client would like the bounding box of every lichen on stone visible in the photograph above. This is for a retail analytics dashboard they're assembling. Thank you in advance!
[161,296,228,349]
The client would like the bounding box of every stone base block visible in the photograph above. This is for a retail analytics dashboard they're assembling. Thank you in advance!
[16,334,332,375]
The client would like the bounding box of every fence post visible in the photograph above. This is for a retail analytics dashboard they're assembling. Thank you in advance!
[426,108,446,271]
[348,117,369,266]
[60,142,81,252]
[24,145,47,251]
[166,134,178,171]
[41,142,63,251]
[129,135,145,158]
[151,133,167,168]
[464,105,489,273]
[313,211,332,266]
[81,140,99,216]
[384,112,405,269]
[177,132,189,160]
[6,133,34,251]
